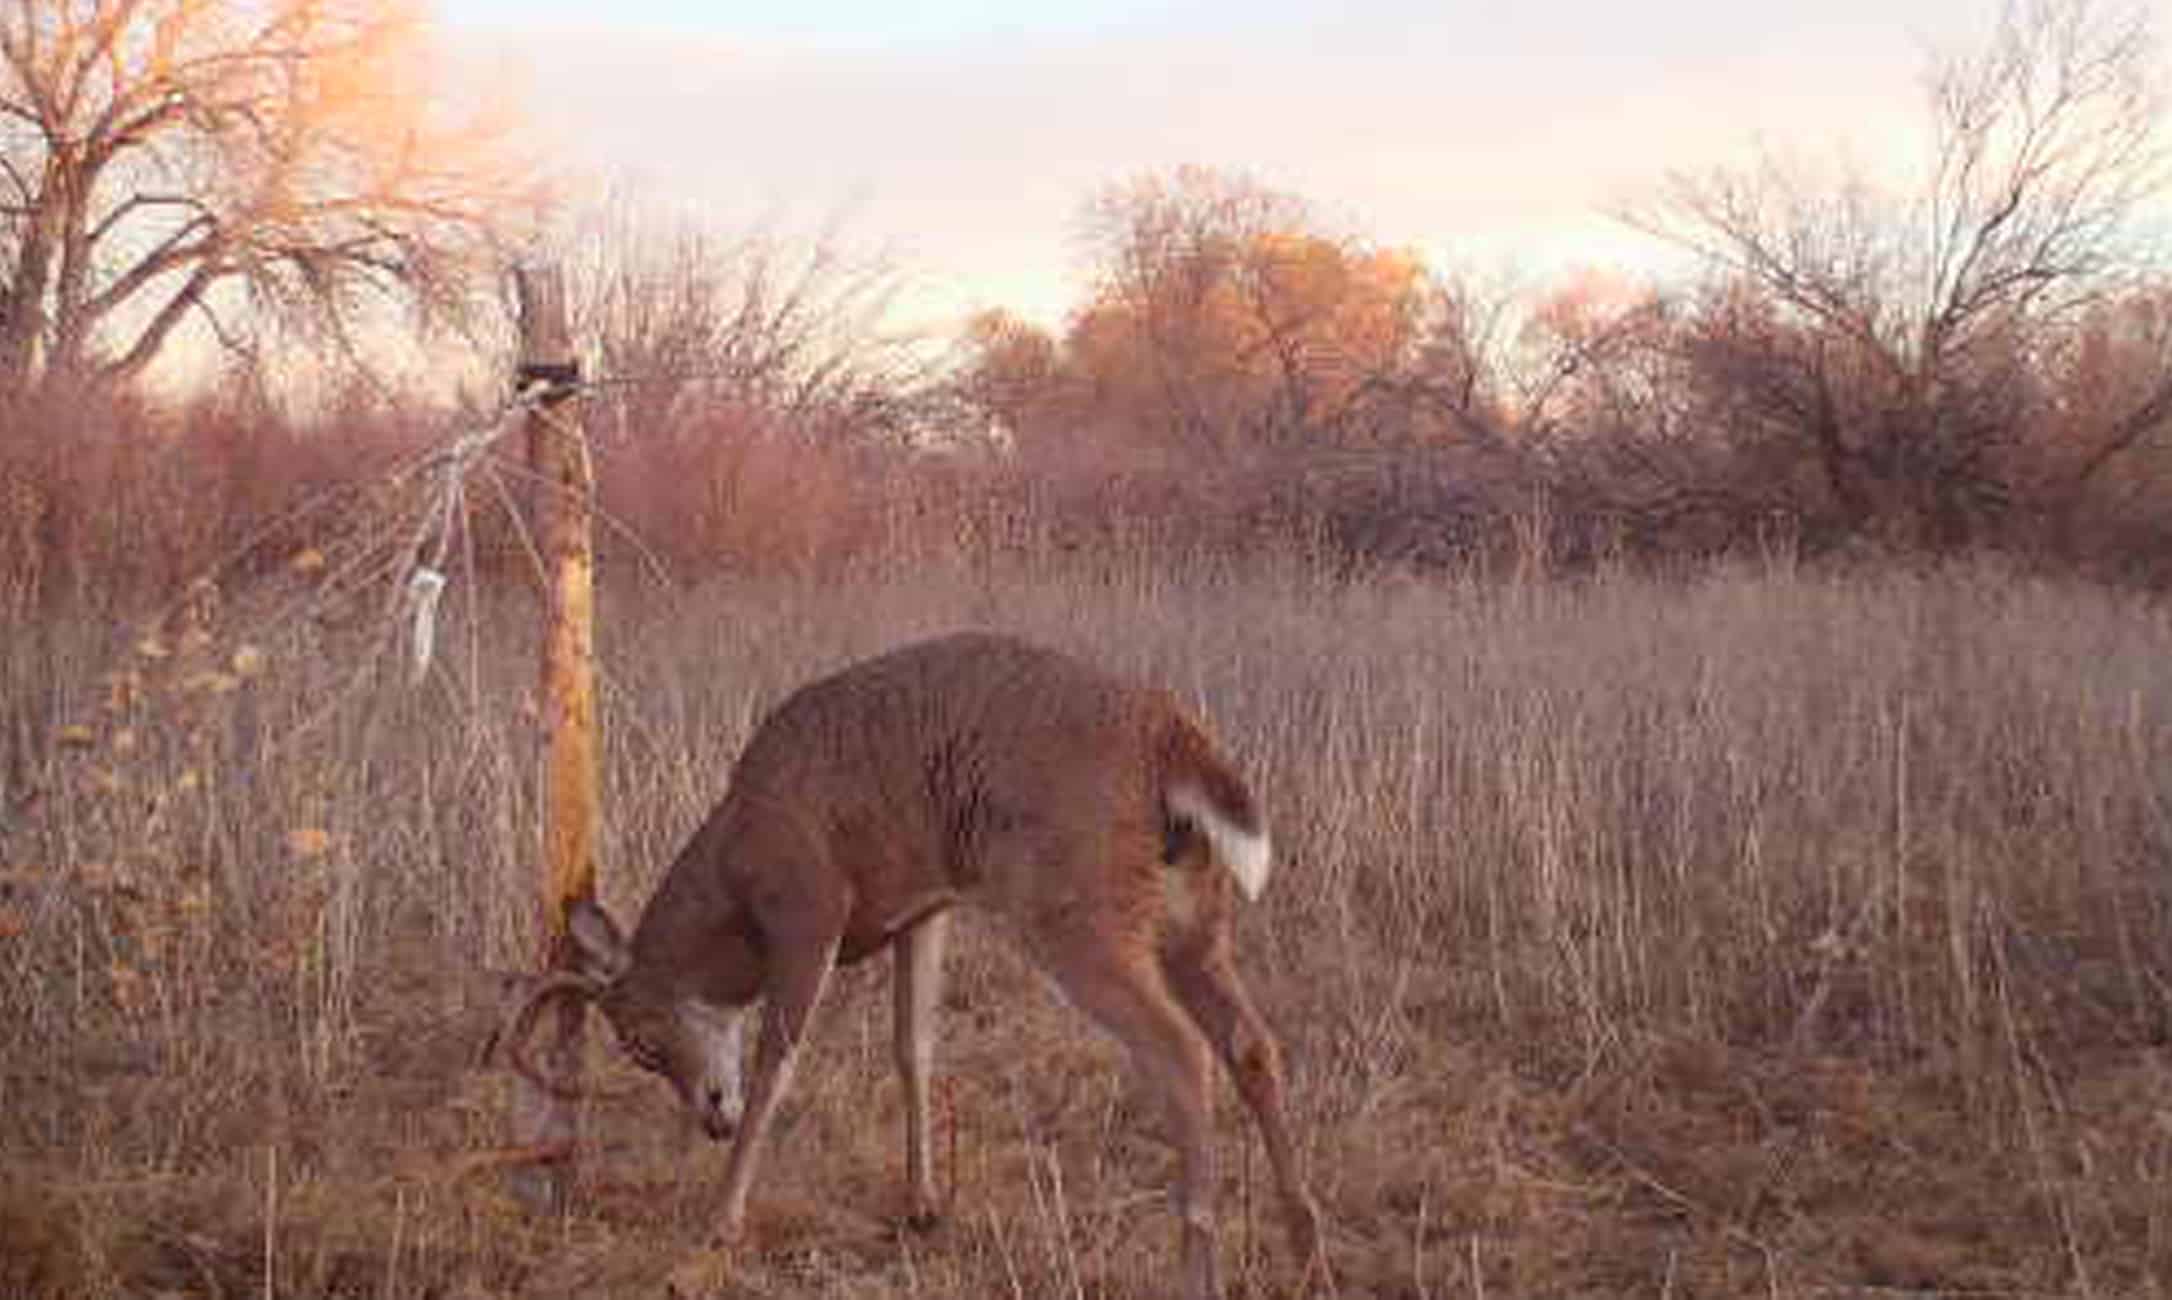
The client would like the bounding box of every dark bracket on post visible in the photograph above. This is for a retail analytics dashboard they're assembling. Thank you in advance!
[516,361,583,405]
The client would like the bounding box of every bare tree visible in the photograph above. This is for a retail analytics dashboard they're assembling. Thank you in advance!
[1920,0,2162,357]
[1628,0,2170,549]
[0,0,534,400]
[556,197,931,445]
[1396,266,1525,450]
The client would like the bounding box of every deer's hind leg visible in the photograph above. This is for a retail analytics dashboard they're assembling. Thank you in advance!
[1033,920,1224,1300]
[1161,934,1324,1272]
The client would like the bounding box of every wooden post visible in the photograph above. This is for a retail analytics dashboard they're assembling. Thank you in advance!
[509,263,599,1212]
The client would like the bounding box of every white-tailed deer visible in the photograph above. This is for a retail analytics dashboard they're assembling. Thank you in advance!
[491,632,1321,1299]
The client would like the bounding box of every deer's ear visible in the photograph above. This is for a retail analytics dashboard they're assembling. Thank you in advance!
[566,897,632,983]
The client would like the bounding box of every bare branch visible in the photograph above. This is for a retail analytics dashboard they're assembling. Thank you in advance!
[0,0,537,398]
[1616,0,2167,550]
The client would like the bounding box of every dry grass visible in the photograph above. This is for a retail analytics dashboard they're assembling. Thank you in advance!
[4,547,2171,1297]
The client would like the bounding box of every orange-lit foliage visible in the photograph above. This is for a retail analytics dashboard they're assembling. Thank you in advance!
[1243,231,1424,393]
[1060,227,1425,452]
[955,169,1433,460]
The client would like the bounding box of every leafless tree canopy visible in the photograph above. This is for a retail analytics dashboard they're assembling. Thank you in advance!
[1619,0,2170,550]
[555,199,931,445]
[0,0,535,399]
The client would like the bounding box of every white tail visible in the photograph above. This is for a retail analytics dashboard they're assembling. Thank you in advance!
[1169,783,1273,900]
[491,632,1321,1299]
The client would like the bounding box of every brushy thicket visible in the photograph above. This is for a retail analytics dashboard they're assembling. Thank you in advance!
[3,396,2172,1297]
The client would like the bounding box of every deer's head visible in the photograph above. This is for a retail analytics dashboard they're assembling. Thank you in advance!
[491,897,748,1140]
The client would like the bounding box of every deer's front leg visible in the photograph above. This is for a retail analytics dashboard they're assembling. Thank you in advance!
[893,911,951,1228]
[714,931,842,1242]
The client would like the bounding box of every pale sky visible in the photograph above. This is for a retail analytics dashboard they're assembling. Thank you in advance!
[433,0,2145,333]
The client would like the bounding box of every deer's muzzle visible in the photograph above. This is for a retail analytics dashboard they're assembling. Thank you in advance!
[700,1106,737,1142]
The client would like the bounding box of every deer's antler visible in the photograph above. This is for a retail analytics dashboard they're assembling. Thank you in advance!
[484,970,604,1099]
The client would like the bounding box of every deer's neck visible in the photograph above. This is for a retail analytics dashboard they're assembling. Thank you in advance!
[632,835,765,1007]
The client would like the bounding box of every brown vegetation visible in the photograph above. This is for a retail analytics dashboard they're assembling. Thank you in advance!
[5,515,2172,1295]
[5,1,2172,1295]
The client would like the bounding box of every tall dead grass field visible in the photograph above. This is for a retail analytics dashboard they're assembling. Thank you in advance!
[3,552,2170,1297]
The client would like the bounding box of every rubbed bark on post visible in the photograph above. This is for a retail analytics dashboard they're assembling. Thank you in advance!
[509,263,598,1212]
